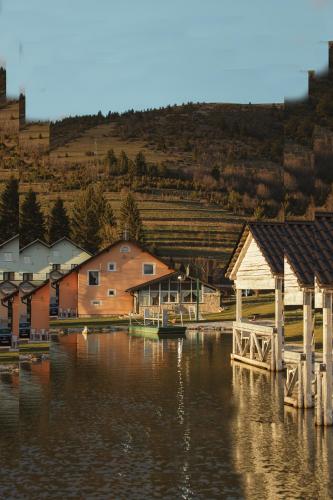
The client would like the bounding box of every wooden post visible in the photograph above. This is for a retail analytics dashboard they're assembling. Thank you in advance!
[322,292,333,425]
[316,365,323,426]
[303,291,313,408]
[275,278,283,371]
[236,288,242,322]
[233,288,242,357]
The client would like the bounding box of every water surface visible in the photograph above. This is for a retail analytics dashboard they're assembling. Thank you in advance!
[0,331,332,498]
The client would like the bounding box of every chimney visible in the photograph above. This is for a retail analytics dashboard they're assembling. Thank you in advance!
[123,228,129,241]
[329,41,333,71]
[0,66,6,103]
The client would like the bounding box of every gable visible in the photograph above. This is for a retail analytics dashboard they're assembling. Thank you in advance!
[235,235,276,290]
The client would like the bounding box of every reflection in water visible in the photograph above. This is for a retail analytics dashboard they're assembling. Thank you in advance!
[231,361,333,498]
[0,331,332,497]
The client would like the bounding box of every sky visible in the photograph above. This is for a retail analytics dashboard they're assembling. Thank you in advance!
[0,0,332,120]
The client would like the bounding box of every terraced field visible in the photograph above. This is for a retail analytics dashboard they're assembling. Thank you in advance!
[28,188,243,264]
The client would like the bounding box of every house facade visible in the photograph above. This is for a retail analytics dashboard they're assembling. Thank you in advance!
[127,272,220,315]
[0,235,19,282]
[57,240,173,317]
[22,280,50,334]
[19,237,91,281]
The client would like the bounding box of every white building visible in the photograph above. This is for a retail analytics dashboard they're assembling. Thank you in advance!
[19,237,91,281]
[0,235,20,282]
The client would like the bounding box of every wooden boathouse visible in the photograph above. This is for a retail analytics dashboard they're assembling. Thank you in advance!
[225,222,284,372]
[283,222,315,409]
[314,213,333,426]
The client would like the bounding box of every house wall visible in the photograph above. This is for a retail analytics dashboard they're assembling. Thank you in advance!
[77,242,171,316]
[31,284,50,332]
[19,239,90,280]
[0,236,19,280]
[284,258,303,305]
[58,271,78,315]
[235,235,276,290]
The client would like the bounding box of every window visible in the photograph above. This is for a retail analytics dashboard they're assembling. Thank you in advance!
[107,289,116,297]
[88,270,100,286]
[91,300,102,306]
[71,263,78,269]
[52,263,61,271]
[151,292,159,306]
[108,262,117,272]
[143,263,155,275]
[120,245,130,253]
[139,292,150,306]
[3,272,15,281]
[4,253,13,262]
[23,273,33,282]
[23,256,31,264]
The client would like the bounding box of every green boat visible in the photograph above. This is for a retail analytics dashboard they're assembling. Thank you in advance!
[128,325,186,339]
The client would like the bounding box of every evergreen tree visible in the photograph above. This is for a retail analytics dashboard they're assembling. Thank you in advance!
[119,193,144,242]
[107,148,118,175]
[0,177,19,243]
[20,189,45,247]
[134,152,147,175]
[118,151,129,175]
[48,197,70,243]
[71,183,116,253]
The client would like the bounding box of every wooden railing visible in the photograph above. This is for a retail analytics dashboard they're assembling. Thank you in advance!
[231,321,278,371]
[284,349,315,408]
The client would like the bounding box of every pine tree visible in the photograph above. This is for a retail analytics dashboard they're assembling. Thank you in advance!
[119,193,144,242]
[71,183,116,253]
[0,177,19,243]
[20,189,45,247]
[48,197,70,243]
[134,152,147,175]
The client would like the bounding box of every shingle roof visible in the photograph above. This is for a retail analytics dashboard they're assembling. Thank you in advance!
[314,212,333,288]
[226,215,333,289]
[248,222,284,275]
[284,222,315,288]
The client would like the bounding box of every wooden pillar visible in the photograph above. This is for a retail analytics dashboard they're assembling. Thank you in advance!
[236,288,242,322]
[322,292,333,425]
[275,277,283,371]
[303,291,313,408]
[233,288,242,357]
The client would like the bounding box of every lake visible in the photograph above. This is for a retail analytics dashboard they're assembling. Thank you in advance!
[0,330,332,499]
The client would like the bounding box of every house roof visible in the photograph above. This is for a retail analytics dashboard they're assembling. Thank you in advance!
[55,239,173,284]
[0,234,19,249]
[226,215,333,289]
[19,238,49,252]
[126,271,218,293]
[50,237,92,256]
[314,212,333,289]
[1,288,19,303]
[225,221,284,278]
[21,279,50,300]
[284,221,315,288]
[126,271,178,292]
[19,237,91,255]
